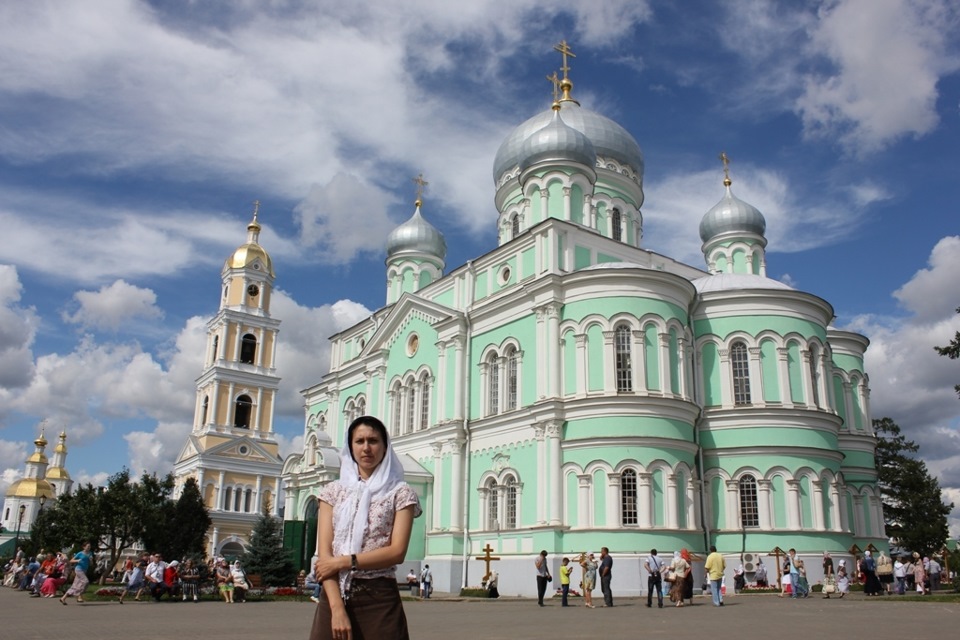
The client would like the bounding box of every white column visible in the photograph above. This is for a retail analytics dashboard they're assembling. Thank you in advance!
[869,496,883,538]
[573,334,589,397]
[216,471,226,511]
[256,327,265,368]
[687,475,701,530]
[776,347,792,407]
[226,382,236,428]
[666,474,679,529]
[431,443,443,531]
[799,350,814,407]
[562,186,571,220]
[535,309,547,399]
[452,336,465,419]
[255,388,263,432]
[830,482,843,532]
[659,333,672,395]
[718,350,733,408]
[211,381,221,428]
[273,477,280,515]
[535,425,547,524]
[602,331,615,393]
[547,422,562,526]
[852,495,864,536]
[748,347,763,405]
[606,473,621,527]
[638,473,653,528]
[677,336,690,398]
[842,382,855,429]
[436,341,447,422]
[269,330,278,370]
[757,480,773,530]
[812,481,825,531]
[786,480,801,530]
[254,475,263,515]
[448,438,463,531]
[211,527,220,557]
[547,304,561,398]
[577,475,591,528]
[584,194,595,229]
[725,480,740,529]
[632,330,646,393]
[839,488,851,533]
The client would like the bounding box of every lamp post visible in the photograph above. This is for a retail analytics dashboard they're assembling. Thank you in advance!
[14,503,26,549]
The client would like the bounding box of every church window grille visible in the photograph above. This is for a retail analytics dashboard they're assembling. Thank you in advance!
[503,476,518,529]
[211,335,219,364]
[612,208,622,241]
[511,215,520,239]
[240,334,257,364]
[201,396,209,426]
[486,479,499,529]
[505,347,518,410]
[244,489,253,513]
[223,487,233,511]
[488,355,500,415]
[730,341,752,405]
[406,386,416,435]
[739,475,760,528]
[234,395,253,429]
[621,469,638,525]
[420,378,430,430]
[809,348,821,407]
[614,324,632,392]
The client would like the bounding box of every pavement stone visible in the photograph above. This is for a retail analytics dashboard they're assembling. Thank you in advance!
[1,587,958,639]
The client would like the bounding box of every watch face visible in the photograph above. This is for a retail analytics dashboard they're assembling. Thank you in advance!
[247,284,260,297]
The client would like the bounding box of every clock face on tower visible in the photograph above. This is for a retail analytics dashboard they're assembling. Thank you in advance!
[247,284,260,297]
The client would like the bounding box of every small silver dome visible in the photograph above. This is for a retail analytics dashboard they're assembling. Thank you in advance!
[386,206,447,260]
[494,101,643,183]
[518,109,596,172]
[699,184,766,243]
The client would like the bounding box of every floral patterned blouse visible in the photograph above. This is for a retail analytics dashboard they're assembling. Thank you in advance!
[319,481,422,579]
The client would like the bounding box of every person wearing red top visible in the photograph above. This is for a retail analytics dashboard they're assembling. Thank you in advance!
[163,561,181,600]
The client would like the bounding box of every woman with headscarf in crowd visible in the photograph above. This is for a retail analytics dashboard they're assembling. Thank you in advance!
[118,556,146,603]
[754,557,768,588]
[310,416,422,640]
[668,550,691,607]
[40,552,68,598]
[216,558,235,603]
[231,560,250,603]
[913,554,928,594]
[862,550,882,596]
[822,551,835,599]
[836,559,850,598]
[876,551,893,594]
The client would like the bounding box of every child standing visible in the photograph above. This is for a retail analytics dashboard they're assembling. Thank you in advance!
[560,558,573,607]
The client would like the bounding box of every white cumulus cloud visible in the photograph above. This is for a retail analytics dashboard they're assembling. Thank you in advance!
[63,279,163,331]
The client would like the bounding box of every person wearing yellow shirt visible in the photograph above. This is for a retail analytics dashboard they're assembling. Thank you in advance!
[704,545,726,607]
[560,557,573,607]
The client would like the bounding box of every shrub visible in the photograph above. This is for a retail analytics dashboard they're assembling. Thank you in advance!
[459,587,489,597]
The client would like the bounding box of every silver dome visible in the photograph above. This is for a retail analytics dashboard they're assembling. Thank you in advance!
[699,185,766,243]
[386,206,447,260]
[494,101,643,183]
[518,110,596,172]
[693,273,792,293]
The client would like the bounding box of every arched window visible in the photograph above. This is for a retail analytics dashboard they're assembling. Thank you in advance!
[730,341,752,405]
[200,396,209,426]
[223,487,233,511]
[503,476,518,529]
[234,487,243,512]
[486,478,499,529]
[621,469,638,525]
[240,333,257,364]
[739,474,760,528]
[809,347,821,407]
[357,397,366,416]
[614,324,632,392]
[488,354,500,415]
[420,378,430,430]
[211,335,219,364]
[244,489,253,513]
[406,386,416,434]
[505,347,519,410]
[318,414,327,432]
[391,386,402,436]
[612,208,622,241]
[234,395,252,428]
[511,215,521,239]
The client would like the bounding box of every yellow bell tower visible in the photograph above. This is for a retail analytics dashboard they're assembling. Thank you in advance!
[174,202,283,558]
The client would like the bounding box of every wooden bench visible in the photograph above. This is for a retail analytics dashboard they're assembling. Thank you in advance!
[245,574,264,600]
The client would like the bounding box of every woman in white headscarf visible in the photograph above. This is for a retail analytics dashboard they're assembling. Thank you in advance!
[310,416,422,640]
[836,559,850,598]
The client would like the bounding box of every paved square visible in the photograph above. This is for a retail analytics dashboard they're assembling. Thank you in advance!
[2,588,957,639]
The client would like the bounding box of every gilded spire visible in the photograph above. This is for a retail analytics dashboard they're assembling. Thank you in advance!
[412,173,429,208]
[553,40,579,105]
[546,71,561,110]
[719,151,732,187]
[248,199,262,231]
[35,420,48,448]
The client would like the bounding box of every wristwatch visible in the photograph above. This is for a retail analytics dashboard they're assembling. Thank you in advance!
[350,554,359,572]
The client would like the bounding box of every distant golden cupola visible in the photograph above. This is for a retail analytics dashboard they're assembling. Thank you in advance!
[226,204,275,277]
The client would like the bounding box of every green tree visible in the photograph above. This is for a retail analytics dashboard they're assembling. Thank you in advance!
[934,306,960,397]
[242,502,296,587]
[874,417,952,555]
[168,478,212,559]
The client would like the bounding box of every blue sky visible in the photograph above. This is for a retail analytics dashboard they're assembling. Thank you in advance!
[1,0,959,533]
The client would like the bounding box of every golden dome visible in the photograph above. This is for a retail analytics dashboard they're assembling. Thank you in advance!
[6,477,55,499]
[227,242,274,276]
[45,467,71,480]
[26,452,48,464]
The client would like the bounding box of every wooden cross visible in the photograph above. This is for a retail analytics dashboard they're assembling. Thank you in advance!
[554,40,576,80]
[475,543,501,581]
[546,71,560,103]
[770,546,785,589]
[719,151,731,185]
[412,173,428,206]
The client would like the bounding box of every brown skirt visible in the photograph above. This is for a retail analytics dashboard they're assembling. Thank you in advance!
[310,577,409,640]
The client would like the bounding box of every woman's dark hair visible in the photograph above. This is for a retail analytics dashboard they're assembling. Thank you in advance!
[346,415,389,462]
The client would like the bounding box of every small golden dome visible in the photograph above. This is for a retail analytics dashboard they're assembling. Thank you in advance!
[5,477,55,499]
[45,467,71,480]
[225,205,275,276]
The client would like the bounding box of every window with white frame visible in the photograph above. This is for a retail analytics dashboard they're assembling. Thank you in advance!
[406,386,416,434]
[505,347,518,410]
[809,346,820,407]
[621,468,638,525]
[511,215,520,239]
[420,377,430,430]
[614,324,632,392]
[392,385,402,436]
[487,354,500,415]
[486,478,499,529]
[612,208,622,241]
[730,341,752,405]
[503,475,518,529]
[739,474,760,528]
[357,396,366,416]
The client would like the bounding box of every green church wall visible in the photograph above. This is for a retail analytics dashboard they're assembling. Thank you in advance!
[433,288,454,307]
[645,325,660,391]
[591,468,607,524]
[821,489,833,530]
[669,329,681,395]
[788,341,804,403]
[563,297,687,324]
[706,454,836,477]
[530,189,542,225]
[710,476,724,529]
[701,427,838,451]
[469,316,537,413]
[384,318,440,382]
[831,353,863,373]
[474,271,488,301]
[840,450,875,470]
[586,324,604,392]
[566,472,579,527]
[563,416,693,447]
[695,317,825,341]
[676,469,688,529]
[851,386,864,430]
[732,248,747,273]
[548,181,565,219]
[711,531,858,552]
[832,375,847,424]
[597,252,619,264]
[444,343,456,419]
[571,183,584,224]
[490,256,517,294]
[595,202,607,236]
[702,342,722,406]
[799,476,813,528]
[760,339,779,402]
[562,329,577,395]
[521,248,535,280]
[418,269,434,289]
[715,255,728,273]
[772,475,787,528]
[652,469,665,527]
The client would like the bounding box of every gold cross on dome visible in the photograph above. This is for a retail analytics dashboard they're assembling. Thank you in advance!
[554,40,576,80]
[719,152,732,185]
[546,71,560,103]
[412,173,428,205]
[252,199,261,220]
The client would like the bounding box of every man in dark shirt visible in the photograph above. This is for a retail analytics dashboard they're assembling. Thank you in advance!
[599,547,613,606]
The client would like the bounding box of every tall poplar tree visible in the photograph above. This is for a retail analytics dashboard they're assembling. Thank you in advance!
[934,306,960,397]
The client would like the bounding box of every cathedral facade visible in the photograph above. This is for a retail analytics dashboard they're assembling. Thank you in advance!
[280,60,885,596]
[173,208,284,558]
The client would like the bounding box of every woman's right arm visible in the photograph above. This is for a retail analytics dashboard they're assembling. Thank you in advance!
[318,501,352,640]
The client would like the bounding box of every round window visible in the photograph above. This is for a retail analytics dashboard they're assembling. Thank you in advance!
[407,333,419,356]
[238,445,249,455]
[498,265,512,285]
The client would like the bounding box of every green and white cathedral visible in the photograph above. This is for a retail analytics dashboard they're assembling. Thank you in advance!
[280,66,885,597]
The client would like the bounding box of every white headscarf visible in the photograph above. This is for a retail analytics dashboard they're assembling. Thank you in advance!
[332,422,405,597]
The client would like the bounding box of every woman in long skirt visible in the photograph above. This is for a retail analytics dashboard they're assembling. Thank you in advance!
[836,559,850,599]
[60,542,93,605]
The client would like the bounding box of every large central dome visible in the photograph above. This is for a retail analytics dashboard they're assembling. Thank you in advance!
[494,99,643,184]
